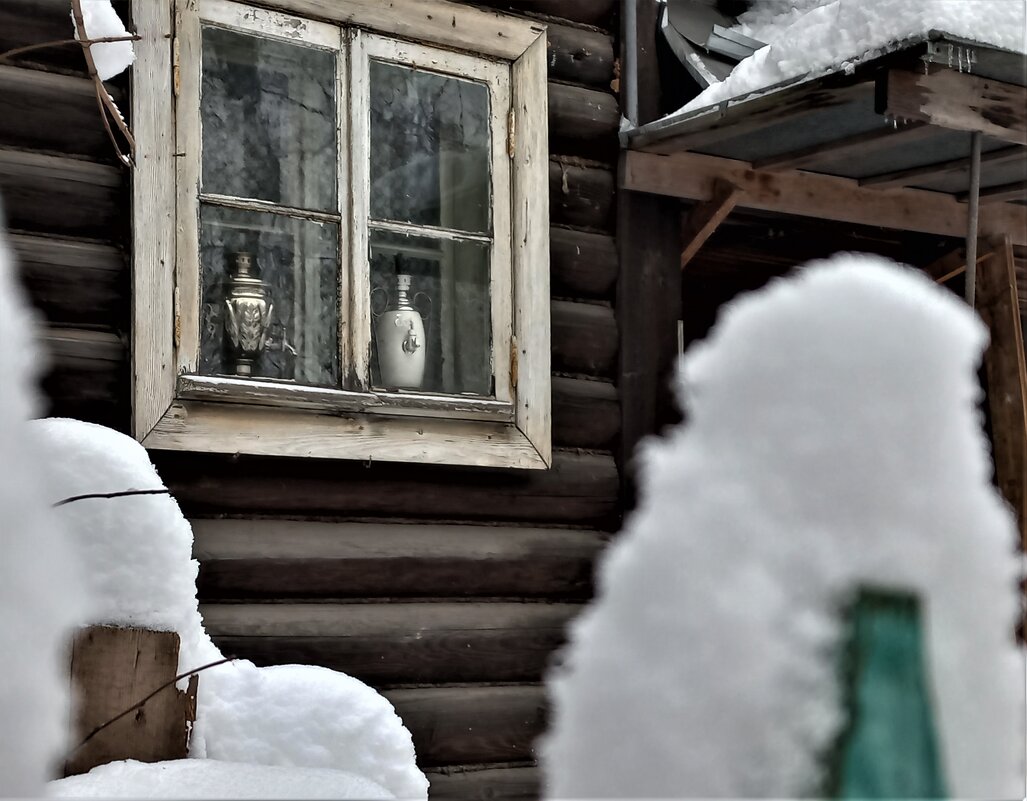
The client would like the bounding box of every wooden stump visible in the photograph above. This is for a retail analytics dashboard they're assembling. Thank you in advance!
[64,626,197,777]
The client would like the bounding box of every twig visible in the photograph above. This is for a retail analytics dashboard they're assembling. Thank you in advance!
[53,488,172,507]
[74,657,235,751]
[0,34,140,63]
[70,0,135,166]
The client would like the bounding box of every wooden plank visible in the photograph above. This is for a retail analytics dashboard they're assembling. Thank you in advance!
[201,602,581,685]
[962,180,1027,205]
[622,149,1027,246]
[885,69,1027,146]
[977,238,1027,549]
[154,448,620,525]
[65,626,195,777]
[922,248,967,283]
[546,23,615,89]
[0,0,91,73]
[860,144,1027,189]
[192,518,606,600]
[549,82,619,158]
[257,0,544,61]
[0,147,124,238]
[679,180,740,269]
[551,300,617,377]
[426,766,540,800]
[550,227,618,299]
[10,233,125,326]
[549,159,615,231]
[383,686,546,767]
[131,0,176,443]
[753,122,932,171]
[616,188,681,504]
[511,33,552,469]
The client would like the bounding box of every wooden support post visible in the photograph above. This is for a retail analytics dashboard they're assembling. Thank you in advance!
[977,239,1027,550]
[65,626,197,777]
[679,180,740,270]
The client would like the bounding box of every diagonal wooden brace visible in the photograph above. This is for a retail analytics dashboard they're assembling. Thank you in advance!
[679,179,740,270]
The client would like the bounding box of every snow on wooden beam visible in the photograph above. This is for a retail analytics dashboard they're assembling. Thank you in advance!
[621,150,1027,245]
[884,68,1027,146]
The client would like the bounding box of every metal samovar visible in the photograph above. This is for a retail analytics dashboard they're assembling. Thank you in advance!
[223,251,273,377]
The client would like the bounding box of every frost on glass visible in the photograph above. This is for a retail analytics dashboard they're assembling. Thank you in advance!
[198,205,339,386]
[369,230,491,396]
[369,60,490,233]
[201,26,337,211]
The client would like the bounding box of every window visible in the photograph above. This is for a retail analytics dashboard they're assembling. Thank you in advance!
[131,0,550,468]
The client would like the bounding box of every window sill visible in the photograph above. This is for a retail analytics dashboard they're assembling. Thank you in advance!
[141,399,549,469]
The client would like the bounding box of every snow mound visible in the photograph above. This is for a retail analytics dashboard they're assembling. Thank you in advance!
[33,419,428,800]
[74,0,135,81]
[680,0,1027,114]
[542,254,1025,798]
[0,218,87,796]
[47,759,394,799]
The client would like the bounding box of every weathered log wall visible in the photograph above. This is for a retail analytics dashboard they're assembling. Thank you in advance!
[0,2,621,798]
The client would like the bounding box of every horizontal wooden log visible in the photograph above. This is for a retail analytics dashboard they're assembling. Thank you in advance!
[472,0,615,29]
[0,0,91,73]
[0,148,125,239]
[551,376,618,449]
[156,449,620,525]
[193,518,606,600]
[426,766,540,801]
[550,226,617,299]
[383,685,546,767]
[546,23,615,89]
[549,82,619,159]
[11,233,126,326]
[40,328,128,426]
[0,66,118,160]
[549,159,615,231]
[201,602,581,685]
[552,300,617,377]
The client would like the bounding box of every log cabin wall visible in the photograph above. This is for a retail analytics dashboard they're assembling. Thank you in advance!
[0,1,619,798]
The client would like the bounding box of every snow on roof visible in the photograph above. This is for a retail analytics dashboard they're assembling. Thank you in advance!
[541,254,1025,798]
[676,0,1027,116]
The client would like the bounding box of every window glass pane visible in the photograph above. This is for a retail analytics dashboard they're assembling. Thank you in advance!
[198,204,339,386]
[201,26,337,211]
[369,60,491,233]
[369,229,491,396]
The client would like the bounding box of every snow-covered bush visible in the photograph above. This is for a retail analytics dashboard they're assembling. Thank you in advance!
[35,419,428,799]
[542,254,1025,798]
[0,217,87,795]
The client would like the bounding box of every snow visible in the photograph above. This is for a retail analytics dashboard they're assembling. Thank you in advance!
[677,0,1027,115]
[74,0,135,81]
[34,419,428,800]
[47,759,394,799]
[541,254,1026,798]
[0,218,88,795]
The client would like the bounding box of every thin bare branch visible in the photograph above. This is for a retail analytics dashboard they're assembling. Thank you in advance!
[0,34,140,63]
[74,657,235,751]
[70,0,135,166]
[54,488,172,507]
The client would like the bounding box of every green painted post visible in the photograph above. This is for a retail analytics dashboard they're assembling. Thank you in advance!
[826,589,948,799]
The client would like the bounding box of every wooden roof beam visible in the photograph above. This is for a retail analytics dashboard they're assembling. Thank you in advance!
[958,179,1027,205]
[753,121,932,171]
[883,68,1027,146]
[621,149,1027,245]
[679,180,740,269]
[860,144,1026,189]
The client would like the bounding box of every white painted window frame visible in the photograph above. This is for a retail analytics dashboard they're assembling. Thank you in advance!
[131,0,550,469]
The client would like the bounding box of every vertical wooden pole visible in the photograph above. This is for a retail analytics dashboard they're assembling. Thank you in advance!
[617,0,682,506]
